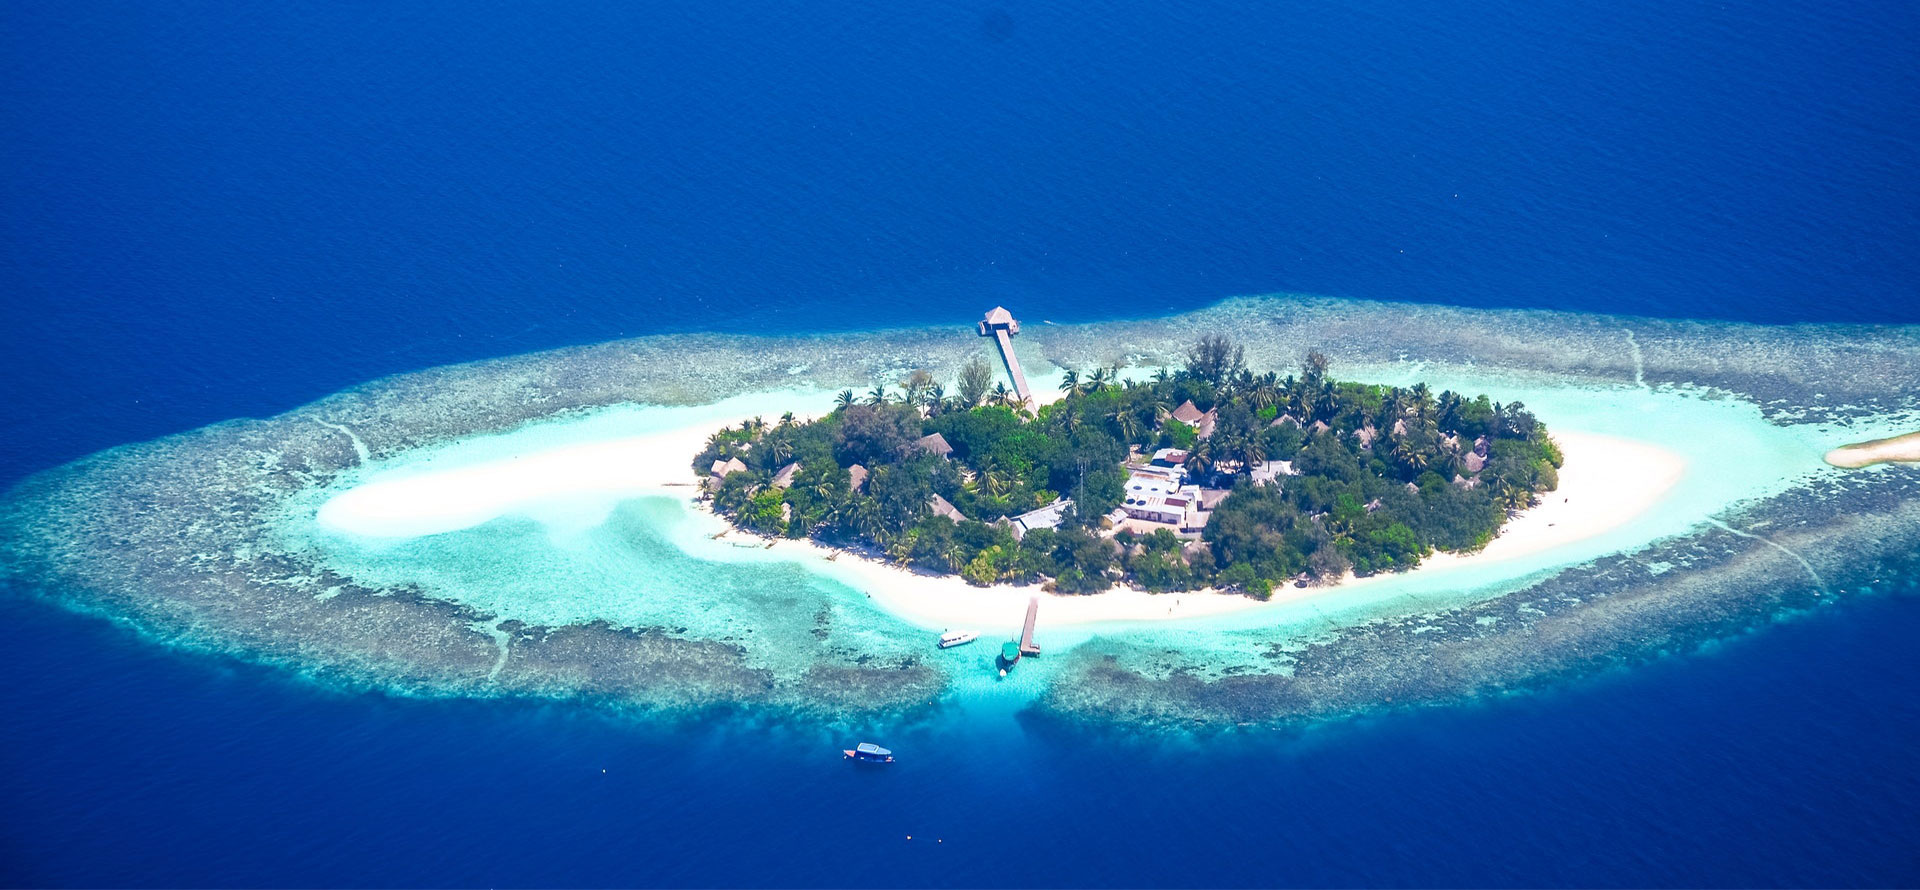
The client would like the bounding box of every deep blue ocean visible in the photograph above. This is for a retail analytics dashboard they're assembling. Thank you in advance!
[3,0,1917,885]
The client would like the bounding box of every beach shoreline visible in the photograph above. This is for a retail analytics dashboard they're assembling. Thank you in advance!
[317,403,1691,632]
[720,428,1687,630]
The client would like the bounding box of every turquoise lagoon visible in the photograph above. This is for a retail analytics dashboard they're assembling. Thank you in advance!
[278,347,1911,710]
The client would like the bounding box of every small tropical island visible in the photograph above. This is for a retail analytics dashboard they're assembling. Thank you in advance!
[696,308,1562,597]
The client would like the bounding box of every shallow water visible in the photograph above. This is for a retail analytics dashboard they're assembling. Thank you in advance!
[6,0,1919,880]
[10,295,1917,730]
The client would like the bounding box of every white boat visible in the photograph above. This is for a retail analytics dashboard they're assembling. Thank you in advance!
[937,630,979,649]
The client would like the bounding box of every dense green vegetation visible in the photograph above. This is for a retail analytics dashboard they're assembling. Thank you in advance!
[694,337,1561,597]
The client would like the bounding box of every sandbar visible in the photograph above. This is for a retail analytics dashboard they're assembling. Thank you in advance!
[1825,431,1920,469]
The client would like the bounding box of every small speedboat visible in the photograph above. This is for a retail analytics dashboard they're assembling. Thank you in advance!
[997,640,1021,676]
[843,742,894,764]
[938,630,979,649]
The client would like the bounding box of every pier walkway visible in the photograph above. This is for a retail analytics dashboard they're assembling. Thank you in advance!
[978,307,1034,406]
[1019,596,1041,657]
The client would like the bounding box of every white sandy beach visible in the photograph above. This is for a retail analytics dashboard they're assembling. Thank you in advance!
[318,402,1690,631]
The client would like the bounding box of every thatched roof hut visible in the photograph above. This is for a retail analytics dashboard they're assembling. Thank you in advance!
[928,493,966,523]
[771,462,800,489]
[710,457,747,478]
[1462,451,1487,474]
[1170,400,1206,425]
[915,432,954,457]
[1270,413,1301,429]
[847,463,869,491]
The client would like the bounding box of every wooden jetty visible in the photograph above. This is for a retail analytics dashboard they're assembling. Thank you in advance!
[978,306,1034,407]
[1019,595,1041,657]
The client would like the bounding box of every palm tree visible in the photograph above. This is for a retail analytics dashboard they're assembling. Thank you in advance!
[1110,408,1142,444]
[991,382,1013,408]
[1249,373,1279,412]
[1383,388,1406,426]
[852,497,885,543]
[771,438,794,464]
[939,537,967,573]
[779,411,796,427]
[866,385,889,406]
[835,389,857,410]
[1239,433,1268,471]
[982,467,1011,500]
[1437,390,1463,433]
[1403,446,1430,474]
[1409,382,1434,421]
[1186,439,1215,477]
[1087,366,1111,393]
[1311,383,1338,425]
[1059,368,1081,395]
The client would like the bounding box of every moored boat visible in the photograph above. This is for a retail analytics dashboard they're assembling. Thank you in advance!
[938,630,979,648]
[843,742,894,763]
[997,640,1021,676]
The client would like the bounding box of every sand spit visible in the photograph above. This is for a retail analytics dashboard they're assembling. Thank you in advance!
[1826,431,1920,468]
[2,294,1918,726]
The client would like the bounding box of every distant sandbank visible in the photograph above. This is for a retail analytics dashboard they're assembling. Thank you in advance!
[1825,432,1920,469]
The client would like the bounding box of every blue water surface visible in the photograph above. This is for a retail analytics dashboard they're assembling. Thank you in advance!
[3,0,1917,885]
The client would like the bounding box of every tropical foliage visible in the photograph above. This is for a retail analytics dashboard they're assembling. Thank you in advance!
[693,339,1560,597]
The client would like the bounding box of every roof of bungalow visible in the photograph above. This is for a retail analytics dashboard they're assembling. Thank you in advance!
[1150,447,1189,465]
[847,463,869,491]
[983,306,1015,326]
[711,457,748,477]
[928,493,967,523]
[1199,488,1233,511]
[915,432,954,457]
[1170,400,1207,425]
[1309,420,1331,434]
[1249,460,1295,484]
[1462,451,1487,474]
[1010,498,1073,538]
[1181,507,1212,532]
[1270,412,1302,428]
[770,462,800,489]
